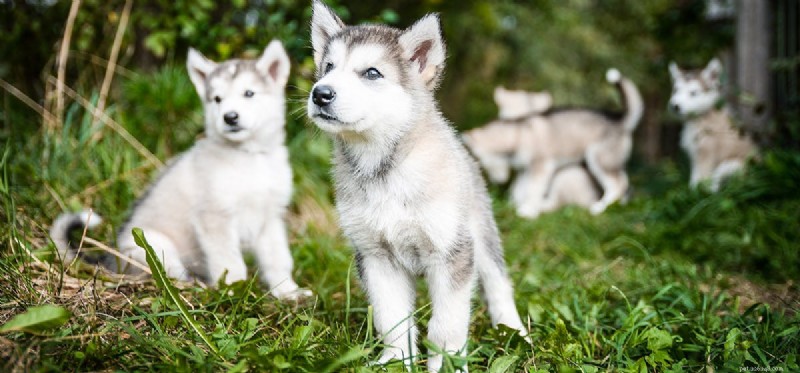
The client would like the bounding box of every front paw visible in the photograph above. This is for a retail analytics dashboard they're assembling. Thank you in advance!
[272,287,314,301]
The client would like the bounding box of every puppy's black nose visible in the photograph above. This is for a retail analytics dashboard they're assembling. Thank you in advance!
[670,103,680,114]
[312,85,336,107]
[224,111,239,126]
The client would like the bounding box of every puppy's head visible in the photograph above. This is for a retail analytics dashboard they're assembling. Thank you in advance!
[188,40,290,143]
[307,0,446,139]
[668,58,722,117]
[494,86,552,120]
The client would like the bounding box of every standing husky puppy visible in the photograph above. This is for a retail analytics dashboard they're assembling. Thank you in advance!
[306,1,526,371]
[463,68,644,218]
[668,58,756,191]
[50,41,312,300]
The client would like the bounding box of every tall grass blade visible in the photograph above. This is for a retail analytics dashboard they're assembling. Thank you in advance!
[132,227,221,358]
[0,305,71,334]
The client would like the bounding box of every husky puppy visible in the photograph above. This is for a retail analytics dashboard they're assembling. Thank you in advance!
[306,1,527,371]
[50,41,312,300]
[494,86,553,120]
[463,68,644,218]
[668,58,756,191]
[510,164,601,214]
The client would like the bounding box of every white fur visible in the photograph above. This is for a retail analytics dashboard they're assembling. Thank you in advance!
[308,2,526,371]
[669,59,756,191]
[52,42,311,301]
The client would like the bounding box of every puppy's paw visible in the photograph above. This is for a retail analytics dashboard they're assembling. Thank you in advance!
[370,350,412,371]
[589,202,607,215]
[516,204,540,219]
[273,287,314,301]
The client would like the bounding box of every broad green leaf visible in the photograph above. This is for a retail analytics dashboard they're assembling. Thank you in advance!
[132,227,221,358]
[0,304,70,334]
[488,355,519,373]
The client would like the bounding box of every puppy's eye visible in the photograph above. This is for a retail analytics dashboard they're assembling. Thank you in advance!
[244,90,254,98]
[213,96,222,103]
[690,90,698,97]
[324,62,334,74]
[363,67,383,80]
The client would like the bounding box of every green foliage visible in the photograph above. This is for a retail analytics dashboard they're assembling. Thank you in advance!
[0,305,71,335]
[133,227,221,358]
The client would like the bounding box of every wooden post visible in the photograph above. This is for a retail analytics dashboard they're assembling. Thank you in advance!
[735,0,771,134]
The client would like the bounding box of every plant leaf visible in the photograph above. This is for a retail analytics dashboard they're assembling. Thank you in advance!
[0,304,70,334]
[132,227,221,358]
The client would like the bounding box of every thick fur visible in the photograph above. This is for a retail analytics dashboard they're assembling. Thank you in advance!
[463,68,644,218]
[51,41,311,300]
[510,164,601,214]
[307,2,526,371]
[669,58,756,191]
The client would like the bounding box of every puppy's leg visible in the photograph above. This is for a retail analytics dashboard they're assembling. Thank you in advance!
[515,160,557,218]
[358,252,418,368]
[426,257,474,373]
[253,215,312,300]
[689,156,716,189]
[474,228,526,334]
[193,214,247,285]
[117,229,191,281]
[710,159,744,192]
[585,147,628,215]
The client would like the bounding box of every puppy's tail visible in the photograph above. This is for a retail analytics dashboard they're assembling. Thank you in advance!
[606,68,644,132]
[50,210,103,265]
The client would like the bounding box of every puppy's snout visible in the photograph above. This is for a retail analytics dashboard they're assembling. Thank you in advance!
[312,85,336,107]
[224,111,239,126]
[670,103,680,114]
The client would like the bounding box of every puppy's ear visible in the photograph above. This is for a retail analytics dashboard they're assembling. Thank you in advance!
[311,0,345,66]
[702,58,723,86]
[257,40,291,88]
[668,61,683,82]
[399,13,446,90]
[528,92,553,113]
[493,86,507,105]
[187,48,217,100]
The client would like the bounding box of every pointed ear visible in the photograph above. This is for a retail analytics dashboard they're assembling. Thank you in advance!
[528,92,553,113]
[702,58,723,85]
[187,48,217,99]
[311,0,344,66]
[399,13,446,90]
[493,86,507,104]
[668,61,683,82]
[256,40,291,88]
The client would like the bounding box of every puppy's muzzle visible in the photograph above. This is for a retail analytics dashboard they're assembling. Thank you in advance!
[312,85,336,107]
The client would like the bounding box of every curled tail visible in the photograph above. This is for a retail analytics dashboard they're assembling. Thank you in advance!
[50,210,103,264]
[606,68,644,132]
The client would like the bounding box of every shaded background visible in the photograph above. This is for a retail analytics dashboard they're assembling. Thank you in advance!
[3,0,797,163]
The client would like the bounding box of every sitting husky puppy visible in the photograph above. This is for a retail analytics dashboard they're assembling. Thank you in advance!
[463,68,644,218]
[306,1,527,371]
[668,58,756,191]
[493,86,553,120]
[51,41,312,300]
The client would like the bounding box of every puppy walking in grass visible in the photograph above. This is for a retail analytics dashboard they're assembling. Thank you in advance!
[306,1,527,371]
[51,41,311,301]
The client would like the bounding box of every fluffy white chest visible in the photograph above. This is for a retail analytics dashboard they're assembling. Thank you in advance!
[191,144,292,238]
[336,154,461,270]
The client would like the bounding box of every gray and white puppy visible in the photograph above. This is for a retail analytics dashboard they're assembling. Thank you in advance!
[668,58,756,191]
[51,41,311,300]
[306,1,527,371]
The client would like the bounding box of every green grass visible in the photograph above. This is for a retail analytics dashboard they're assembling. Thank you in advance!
[1,67,799,372]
